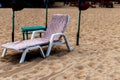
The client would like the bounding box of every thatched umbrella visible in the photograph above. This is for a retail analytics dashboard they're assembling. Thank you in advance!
[10,0,48,42]
[76,0,90,45]
[10,0,24,42]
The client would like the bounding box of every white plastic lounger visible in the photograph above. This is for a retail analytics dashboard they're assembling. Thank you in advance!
[1,14,73,63]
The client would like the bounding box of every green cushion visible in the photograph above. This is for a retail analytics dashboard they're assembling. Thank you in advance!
[21,26,46,32]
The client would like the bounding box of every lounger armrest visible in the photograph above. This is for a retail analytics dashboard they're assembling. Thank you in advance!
[31,30,46,39]
[51,33,64,37]
[50,33,65,41]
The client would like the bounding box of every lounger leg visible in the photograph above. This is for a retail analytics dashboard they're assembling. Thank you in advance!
[46,34,73,57]
[46,36,73,57]
[63,35,73,51]
[1,48,7,57]
[38,46,45,58]
[46,41,53,57]
[19,46,45,63]
[20,48,29,63]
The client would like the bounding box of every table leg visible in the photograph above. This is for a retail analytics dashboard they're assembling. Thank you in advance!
[22,32,25,40]
[39,33,42,37]
[26,31,28,40]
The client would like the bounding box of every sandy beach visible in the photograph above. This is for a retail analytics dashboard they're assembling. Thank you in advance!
[0,6,120,80]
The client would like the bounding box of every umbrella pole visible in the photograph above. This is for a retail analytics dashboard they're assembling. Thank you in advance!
[12,10,15,42]
[76,10,81,45]
[45,0,48,29]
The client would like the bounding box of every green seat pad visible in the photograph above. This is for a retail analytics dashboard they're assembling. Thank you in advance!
[21,26,46,32]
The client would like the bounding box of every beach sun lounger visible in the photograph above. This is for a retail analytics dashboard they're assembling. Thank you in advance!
[1,14,73,63]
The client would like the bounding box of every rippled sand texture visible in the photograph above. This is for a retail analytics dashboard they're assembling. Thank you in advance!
[0,7,120,80]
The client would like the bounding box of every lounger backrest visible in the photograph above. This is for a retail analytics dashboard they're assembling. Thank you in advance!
[43,14,70,40]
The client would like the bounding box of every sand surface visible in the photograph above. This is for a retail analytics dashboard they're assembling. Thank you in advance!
[0,6,120,80]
